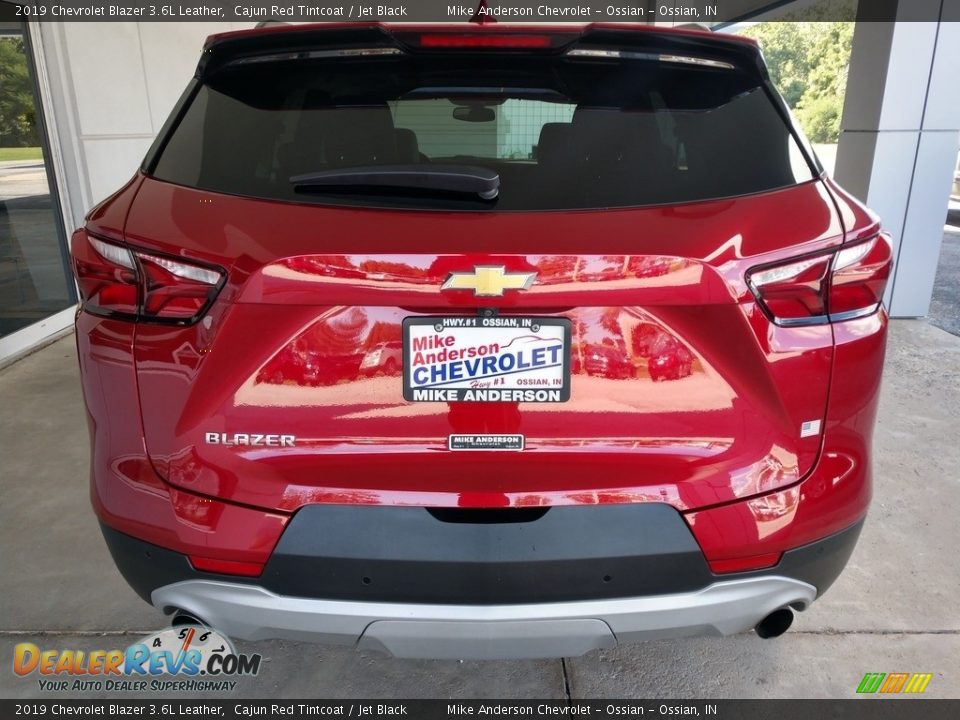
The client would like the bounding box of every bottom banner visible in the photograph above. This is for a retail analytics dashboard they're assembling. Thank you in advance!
[2,700,958,719]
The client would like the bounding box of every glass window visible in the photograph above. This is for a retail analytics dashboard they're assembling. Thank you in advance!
[152,52,815,211]
[0,15,74,339]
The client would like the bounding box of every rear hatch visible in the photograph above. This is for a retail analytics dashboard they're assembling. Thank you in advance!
[123,24,842,512]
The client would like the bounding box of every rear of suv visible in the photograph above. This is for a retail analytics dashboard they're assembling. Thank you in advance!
[72,23,891,659]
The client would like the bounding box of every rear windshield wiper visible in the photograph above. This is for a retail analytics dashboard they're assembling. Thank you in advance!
[290,164,499,200]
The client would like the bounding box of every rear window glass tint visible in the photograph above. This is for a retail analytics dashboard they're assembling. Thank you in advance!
[151,54,814,211]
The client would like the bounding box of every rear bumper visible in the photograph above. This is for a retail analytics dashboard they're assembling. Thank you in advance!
[151,576,815,660]
[102,508,862,658]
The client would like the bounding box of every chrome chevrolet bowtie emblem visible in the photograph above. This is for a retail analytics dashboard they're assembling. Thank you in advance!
[440,266,537,297]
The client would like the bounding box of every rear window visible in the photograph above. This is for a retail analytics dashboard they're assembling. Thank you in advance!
[151,52,814,211]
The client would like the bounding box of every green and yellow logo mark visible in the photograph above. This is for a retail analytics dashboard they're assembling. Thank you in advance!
[857,672,932,694]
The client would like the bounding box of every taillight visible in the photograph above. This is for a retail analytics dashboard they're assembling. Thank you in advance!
[828,235,893,320]
[72,235,140,316]
[138,253,222,321]
[747,233,892,326]
[746,255,832,323]
[71,231,224,324]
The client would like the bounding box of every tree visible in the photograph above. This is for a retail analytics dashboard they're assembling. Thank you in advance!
[795,22,855,142]
[742,17,855,143]
[0,37,39,148]
[745,23,811,108]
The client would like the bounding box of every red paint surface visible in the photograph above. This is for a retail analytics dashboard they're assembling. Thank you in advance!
[76,171,886,565]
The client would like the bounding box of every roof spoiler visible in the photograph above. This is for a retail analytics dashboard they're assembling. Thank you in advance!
[197,24,766,81]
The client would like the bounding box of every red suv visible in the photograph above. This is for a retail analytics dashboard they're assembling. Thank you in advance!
[72,23,891,659]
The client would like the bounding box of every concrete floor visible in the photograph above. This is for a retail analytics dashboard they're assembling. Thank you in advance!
[1,320,959,699]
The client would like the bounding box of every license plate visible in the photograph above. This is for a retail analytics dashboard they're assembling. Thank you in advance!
[403,316,571,402]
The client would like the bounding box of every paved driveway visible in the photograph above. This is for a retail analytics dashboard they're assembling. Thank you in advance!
[1,320,957,699]
[0,161,50,202]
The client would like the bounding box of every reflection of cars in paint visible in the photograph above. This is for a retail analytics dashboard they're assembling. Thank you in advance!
[630,256,675,278]
[631,322,671,359]
[584,341,635,379]
[257,341,364,387]
[71,21,893,659]
[647,335,694,382]
[360,340,402,375]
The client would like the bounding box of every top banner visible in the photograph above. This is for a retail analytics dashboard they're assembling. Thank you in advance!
[3,0,960,24]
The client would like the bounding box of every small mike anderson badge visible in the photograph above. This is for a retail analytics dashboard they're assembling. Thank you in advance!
[449,434,524,451]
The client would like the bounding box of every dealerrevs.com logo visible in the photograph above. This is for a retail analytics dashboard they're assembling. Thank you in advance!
[13,625,261,693]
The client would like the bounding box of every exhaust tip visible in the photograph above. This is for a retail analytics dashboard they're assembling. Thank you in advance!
[171,610,207,628]
[755,608,794,639]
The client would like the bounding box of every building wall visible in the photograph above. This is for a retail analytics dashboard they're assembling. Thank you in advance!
[34,22,254,228]
[834,15,960,317]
